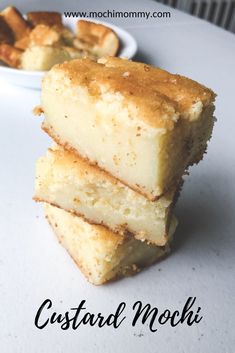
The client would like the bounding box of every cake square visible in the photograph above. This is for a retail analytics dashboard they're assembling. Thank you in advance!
[27,11,63,28]
[1,6,31,40]
[40,57,215,200]
[0,16,14,44]
[21,45,71,71]
[34,144,179,245]
[75,20,119,57]
[44,203,177,285]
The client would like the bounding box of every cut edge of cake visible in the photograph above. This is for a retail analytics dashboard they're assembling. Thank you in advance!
[44,203,178,285]
[34,144,181,246]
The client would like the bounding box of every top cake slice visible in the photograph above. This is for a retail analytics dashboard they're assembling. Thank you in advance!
[41,57,215,200]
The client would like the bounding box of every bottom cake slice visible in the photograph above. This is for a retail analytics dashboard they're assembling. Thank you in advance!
[44,203,178,285]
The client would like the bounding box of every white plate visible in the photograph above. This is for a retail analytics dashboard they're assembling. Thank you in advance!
[0,17,137,90]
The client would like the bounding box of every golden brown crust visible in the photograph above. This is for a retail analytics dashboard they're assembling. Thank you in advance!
[42,122,167,201]
[1,6,31,40]
[77,20,116,47]
[27,11,63,29]
[29,24,61,47]
[102,56,216,109]
[0,16,14,44]
[76,20,119,56]
[14,35,30,50]
[46,58,215,130]
[33,105,44,116]
[0,43,22,68]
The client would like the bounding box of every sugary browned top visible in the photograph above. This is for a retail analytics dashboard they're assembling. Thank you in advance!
[43,57,216,129]
[77,20,118,46]
[27,11,63,28]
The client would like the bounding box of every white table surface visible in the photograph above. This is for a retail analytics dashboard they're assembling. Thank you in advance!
[0,1,235,352]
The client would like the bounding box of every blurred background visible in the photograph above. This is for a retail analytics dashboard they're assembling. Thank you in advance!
[156,0,235,32]
[1,0,234,33]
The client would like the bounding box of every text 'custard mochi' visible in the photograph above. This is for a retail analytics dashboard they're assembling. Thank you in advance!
[41,57,215,200]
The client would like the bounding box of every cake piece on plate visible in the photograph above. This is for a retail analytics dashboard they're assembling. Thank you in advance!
[27,11,63,28]
[0,43,22,68]
[40,57,216,200]
[21,45,70,71]
[74,20,119,57]
[27,24,74,47]
[34,144,179,245]
[0,16,14,44]
[1,6,31,40]
[44,203,177,285]
[28,24,63,47]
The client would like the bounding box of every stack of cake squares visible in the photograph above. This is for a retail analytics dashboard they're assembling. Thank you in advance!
[34,57,215,285]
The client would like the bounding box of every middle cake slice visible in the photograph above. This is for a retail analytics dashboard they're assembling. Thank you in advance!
[34,144,179,245]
